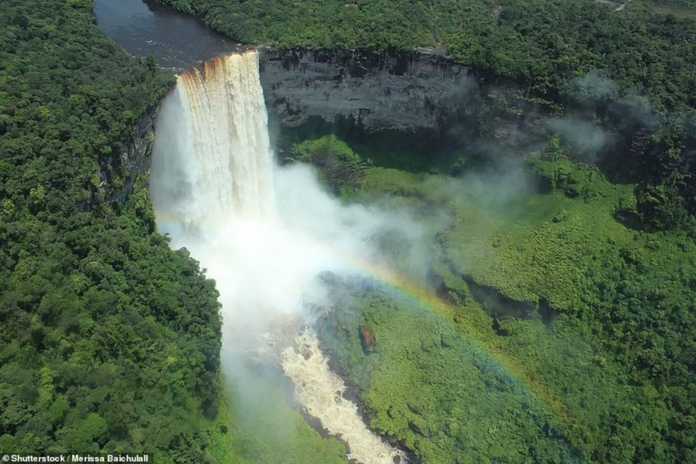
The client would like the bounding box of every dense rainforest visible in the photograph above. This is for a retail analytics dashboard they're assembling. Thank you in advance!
[1,0,695,463]
[0,1,222,462]
[289,133,696,463]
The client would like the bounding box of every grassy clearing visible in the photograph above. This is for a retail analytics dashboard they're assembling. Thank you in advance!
[318,282,584,464]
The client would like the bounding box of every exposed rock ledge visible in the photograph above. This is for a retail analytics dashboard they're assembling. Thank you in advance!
[259,48,472,134]
[102,104,160,206]
[259,47,548,155]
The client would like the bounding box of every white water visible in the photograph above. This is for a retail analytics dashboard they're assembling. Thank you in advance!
[283,329,406,464]
[150,50,408,463]
[152,52,275,230]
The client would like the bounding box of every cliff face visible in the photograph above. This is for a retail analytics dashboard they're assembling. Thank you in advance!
[103,105,159,205]
[259,48,548,157]
[259,48,473,133]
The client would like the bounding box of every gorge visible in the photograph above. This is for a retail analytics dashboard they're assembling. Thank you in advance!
[150,49,410,464]
[0,0,690,462]
[147,46,583,463]
[97,1,695,463]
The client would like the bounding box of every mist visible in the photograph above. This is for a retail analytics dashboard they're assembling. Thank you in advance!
[170,162,425,347]
[150,51,416,463]
[546,116,614,162]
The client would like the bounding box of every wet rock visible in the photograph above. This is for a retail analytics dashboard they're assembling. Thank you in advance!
[259,47,550,162]
[359,325,377,354]
[104,104,160,206]
[408,417,427,436]
[259,47,474,136]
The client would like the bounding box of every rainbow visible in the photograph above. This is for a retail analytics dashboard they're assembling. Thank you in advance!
[157,207,569,422]
[343,254,572,425]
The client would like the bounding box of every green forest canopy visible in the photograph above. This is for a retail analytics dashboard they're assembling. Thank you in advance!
[1,0,695,463]
[298,133,696,463]
[0,1,222,461]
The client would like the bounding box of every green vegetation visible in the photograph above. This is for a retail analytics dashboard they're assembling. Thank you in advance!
[318,281,587,464]
[206,374,348,464]
[0,1,222,461]
[651,3,696,20]
[297,134,696,462]
[290,135,366,194]
[160,0,695,110]
[3,0,695,462]
[652,0,696,8]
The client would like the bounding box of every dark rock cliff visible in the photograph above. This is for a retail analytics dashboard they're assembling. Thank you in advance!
[259,48,549,163]
[259,48,473,134]
[101,105,159,205]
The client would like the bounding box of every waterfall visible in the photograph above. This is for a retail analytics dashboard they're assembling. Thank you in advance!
[151,51,274,234]
[151,50,407,464]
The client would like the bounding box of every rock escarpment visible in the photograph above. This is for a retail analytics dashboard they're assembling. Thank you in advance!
[260,48,472,134]
[259,48,547,157]
[104,105,160,205]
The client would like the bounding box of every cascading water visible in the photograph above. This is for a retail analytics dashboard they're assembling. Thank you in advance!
[152,51,275,232]
[150,50,408,464]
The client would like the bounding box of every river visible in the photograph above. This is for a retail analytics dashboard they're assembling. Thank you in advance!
[94,0,239,71]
